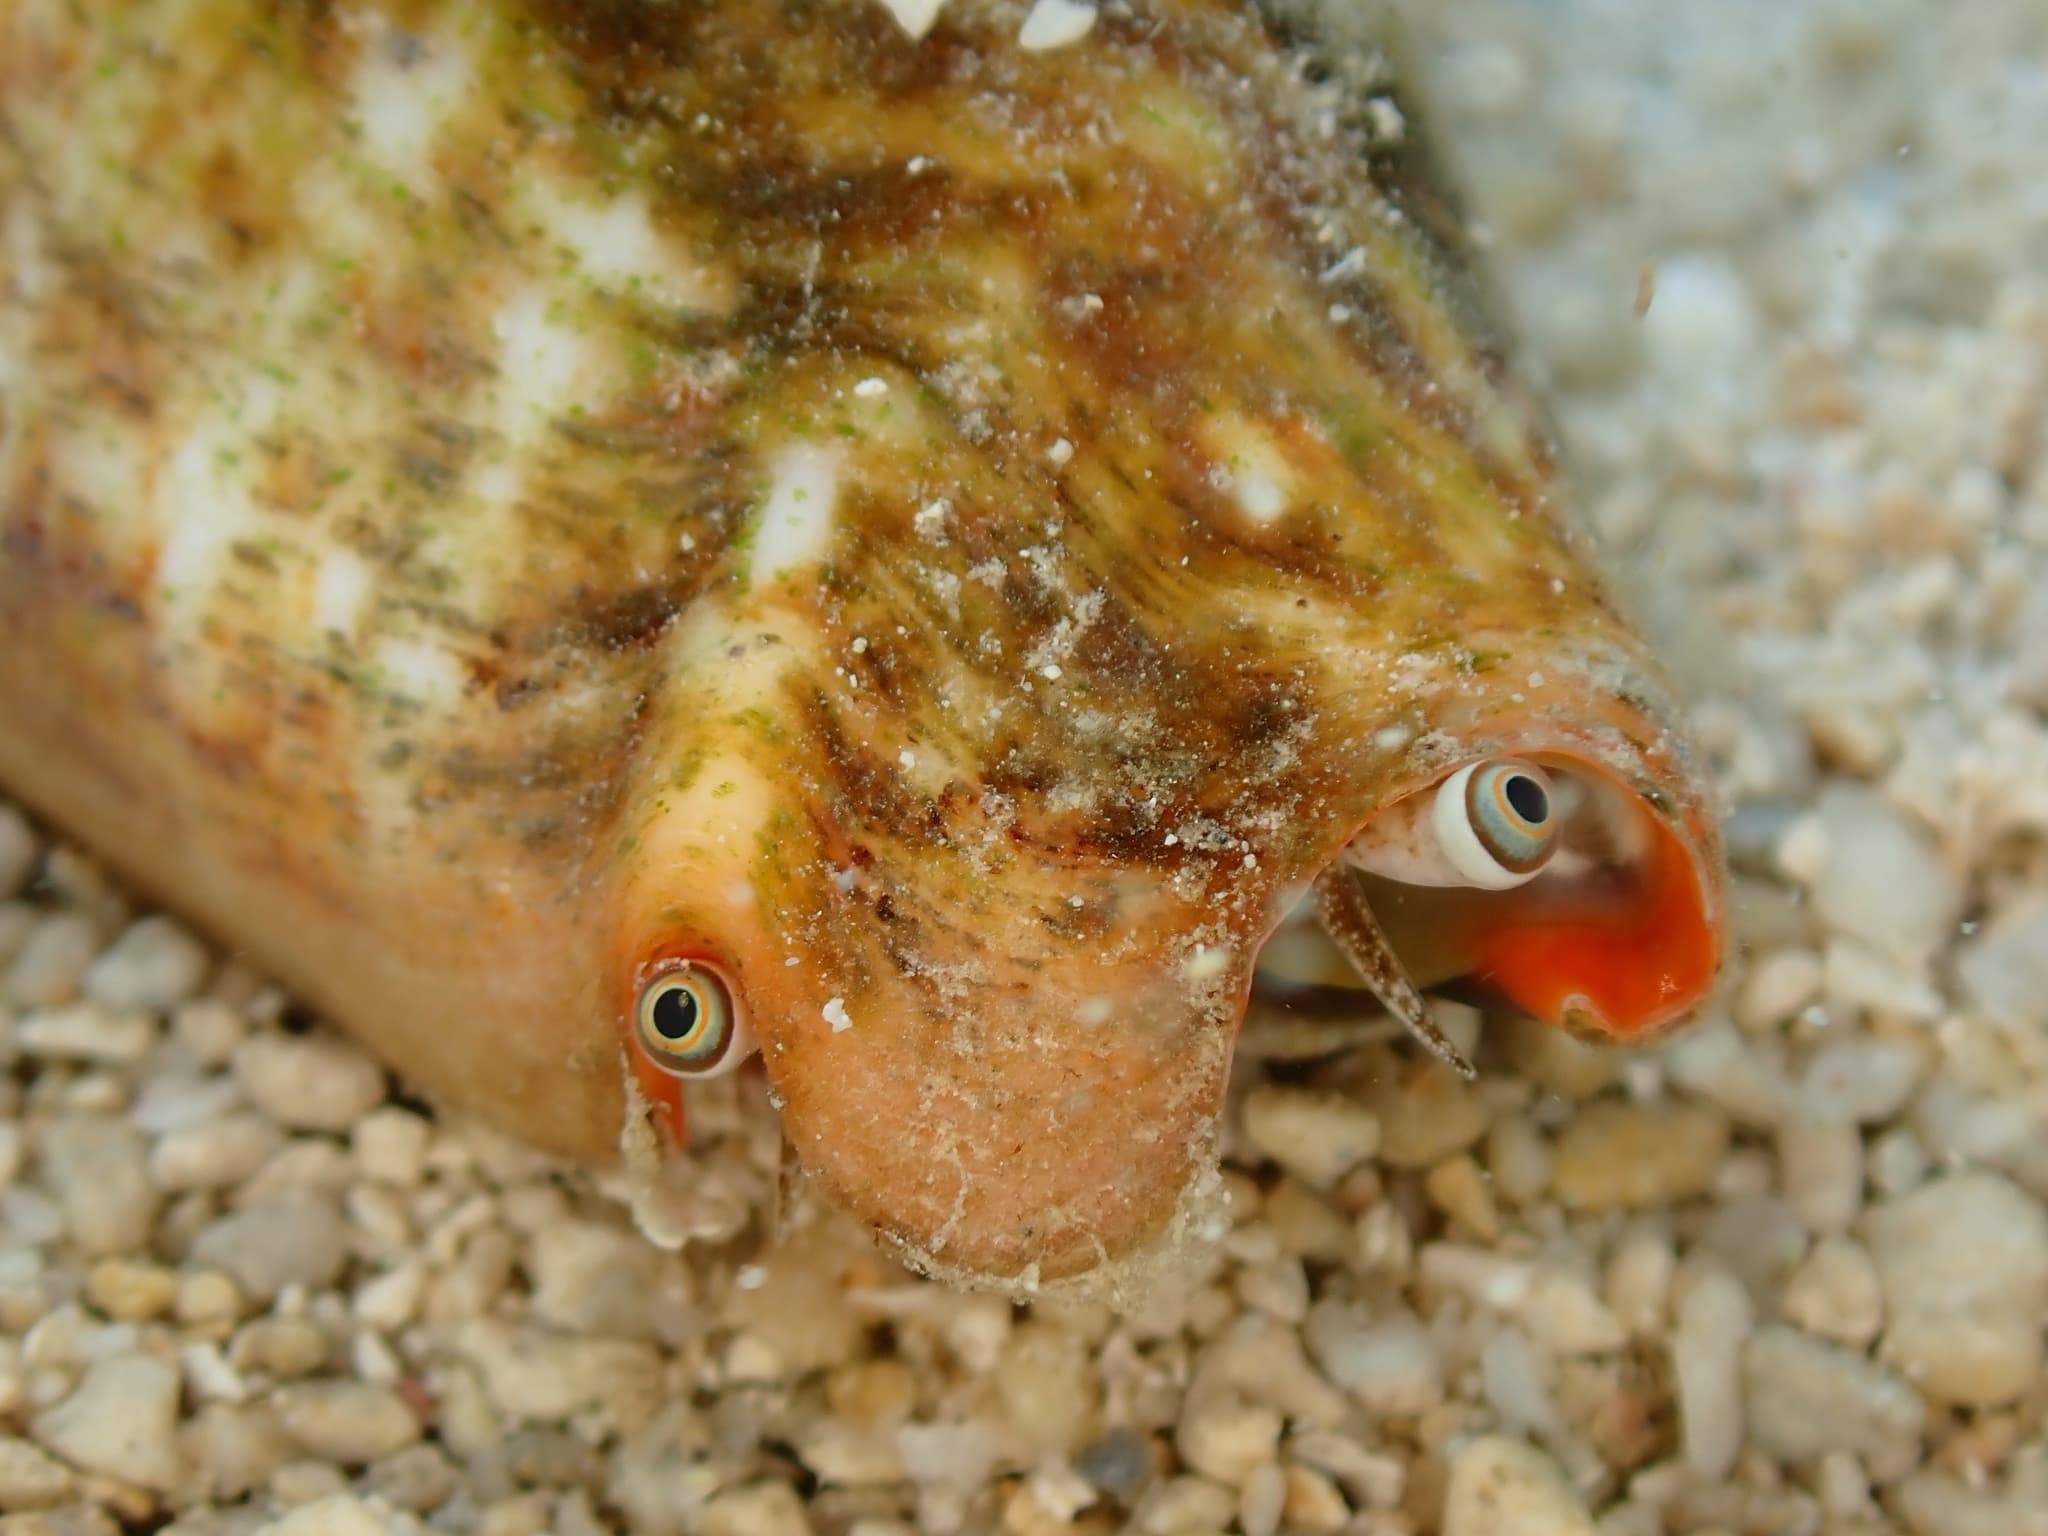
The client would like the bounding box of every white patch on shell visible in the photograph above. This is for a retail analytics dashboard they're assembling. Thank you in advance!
[457,288,610,606]
[874,0,947,39]
[1019,0,1098,50]
[1199,415,1298,526]
[522,180,722,311]
[310,550,375,639]
[491,288,600,433]
[1230,464,1290,523]
[347,22,473,195]
[372,635,467,709]
[750,444,842,587]
[823,997,853,1032]
[155,380,283,615]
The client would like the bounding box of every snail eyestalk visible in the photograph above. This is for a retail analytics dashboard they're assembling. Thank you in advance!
[633,960,755,1079]
[1344,757,1565,891]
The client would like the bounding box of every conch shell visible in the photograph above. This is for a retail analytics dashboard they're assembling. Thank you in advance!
[0,0,1724,1294]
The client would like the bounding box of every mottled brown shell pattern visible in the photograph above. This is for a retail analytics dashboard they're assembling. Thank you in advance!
[0,0,1722,1290]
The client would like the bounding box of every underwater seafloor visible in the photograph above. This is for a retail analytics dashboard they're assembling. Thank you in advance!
[1,1,2046,1533]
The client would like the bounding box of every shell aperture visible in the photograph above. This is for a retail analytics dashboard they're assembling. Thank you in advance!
[1321,755,1720,1048]
[1304,752,1717,1069]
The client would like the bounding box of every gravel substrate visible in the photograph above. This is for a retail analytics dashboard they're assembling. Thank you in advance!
[3,2,2047,1533]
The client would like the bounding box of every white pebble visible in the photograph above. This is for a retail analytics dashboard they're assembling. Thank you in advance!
[528,1218,665,1337]
[1672,1267,1750,1479]
[130,1072,242,1135]
[273,1381,423,1465]
[189,1197,351,1302]
[1781,1235,1884,1347]
[172,997,248,1067]
[1174,1395,1280,1488]
[1777,1117,1863,1234]
[1641,252,1760,385]
[1954,895,2048,1030]
[1518,1268,1626,1355]
[1798,1038,1926,1123]
[1865,1171,2048,1406]
[353,1260,428,1333]
[1238,1463,1287,1536]
[149,1113,286,1192]
[1485,1115,1551,1206]
[1823,936,1943,1021]
[1602,1226,1675,1335]
[1479,1328,1558,1434]
[83,914,209,1012]
[13,1000,155,1064]
[234,1034,386,1133]
[253,1493,413,1536]
[1,1186,64,1247]
[1660,1015,1789,1126]
[894,1420,1002,1489]
[1240,1086,1380,1191]
[39,1114,157,1256]
[1892,1470,2032,1536]
[1867,1126,1929,1195]
[1734,947,1823,1031]
[1302,1300,1442,1415]
[1130,1474,1235,1535]
[454,1319,661,1423]
[351,1108,433,1187]
[30,1351,183,1492]
[1742,1325,1924,1478]
[1805,784,1961,967]
[0,1433,73,1508]
[1442,1436,1598,1536]
[3,912,97,1008]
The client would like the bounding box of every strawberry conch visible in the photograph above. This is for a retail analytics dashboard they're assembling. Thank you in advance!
[0,0,1724,1296]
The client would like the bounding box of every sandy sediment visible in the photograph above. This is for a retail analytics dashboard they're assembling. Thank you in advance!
[1,1,2046,1533]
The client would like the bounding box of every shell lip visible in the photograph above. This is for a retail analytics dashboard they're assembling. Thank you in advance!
[1264,732,1727,1048]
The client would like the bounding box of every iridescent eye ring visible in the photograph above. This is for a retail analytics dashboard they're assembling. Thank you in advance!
[634,961,751,1078]
[1431,757,1560,889]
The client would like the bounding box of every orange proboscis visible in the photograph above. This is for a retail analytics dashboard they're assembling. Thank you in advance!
[1472,809,1721,1040]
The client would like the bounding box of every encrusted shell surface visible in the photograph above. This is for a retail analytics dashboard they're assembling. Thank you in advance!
[0,0,1723,1290]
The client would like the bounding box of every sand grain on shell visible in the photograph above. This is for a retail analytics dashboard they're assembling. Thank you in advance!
[3,1,2048,1533]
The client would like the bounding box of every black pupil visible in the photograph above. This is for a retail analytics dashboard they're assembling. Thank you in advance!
[651,984,701,1043]
[1504,773,1549,824]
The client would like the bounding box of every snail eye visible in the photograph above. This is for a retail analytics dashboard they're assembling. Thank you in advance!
[634,963,752,1078]
[1431,757,1560,889]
